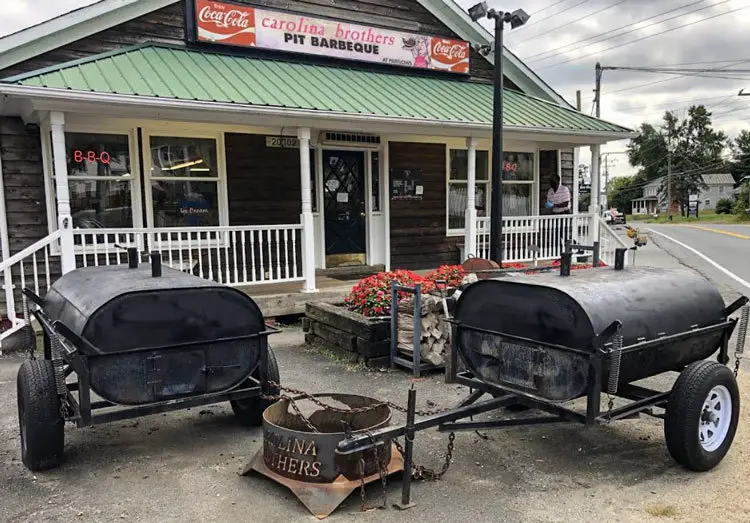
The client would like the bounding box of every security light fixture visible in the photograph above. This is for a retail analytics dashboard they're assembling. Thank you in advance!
[468,2,488,22]
[465,4,531,264]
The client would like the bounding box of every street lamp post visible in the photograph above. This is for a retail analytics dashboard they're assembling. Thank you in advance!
[468,3,529,264]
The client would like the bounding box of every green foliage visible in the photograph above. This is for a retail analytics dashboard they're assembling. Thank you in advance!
[730,130,750,184]
[733,183,750,215]
[608,175,639,213]
[715,198,733,214]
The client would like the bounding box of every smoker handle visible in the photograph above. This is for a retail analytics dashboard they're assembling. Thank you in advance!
[592,320,623,351]
[723,296,750,318]
[21,287,44,307]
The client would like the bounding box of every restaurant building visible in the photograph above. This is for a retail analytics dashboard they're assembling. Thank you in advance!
[0,0,634,337]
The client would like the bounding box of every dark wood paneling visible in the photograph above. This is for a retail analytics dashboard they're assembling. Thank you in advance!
[225,133,301,225]
[0,118,49,253]
[389,141,457,270]
[0,1,505,86]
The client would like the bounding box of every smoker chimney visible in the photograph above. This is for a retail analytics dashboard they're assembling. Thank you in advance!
[128,248,138,269]
[614,248,626,270]
[559,252,572,277]
[150,252,162,277]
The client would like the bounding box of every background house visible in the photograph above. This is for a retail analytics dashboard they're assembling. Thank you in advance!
[631,173,735,214]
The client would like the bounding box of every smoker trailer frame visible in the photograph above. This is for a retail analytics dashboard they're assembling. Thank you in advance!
[16,253,280,472]
[336,260,749,508]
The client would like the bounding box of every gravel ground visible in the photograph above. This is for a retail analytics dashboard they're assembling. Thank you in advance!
[1,236,749,523]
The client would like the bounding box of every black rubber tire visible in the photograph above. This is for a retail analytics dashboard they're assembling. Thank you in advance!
[230,347,280,426]
[17,359,65,471]
[664,360,740,472]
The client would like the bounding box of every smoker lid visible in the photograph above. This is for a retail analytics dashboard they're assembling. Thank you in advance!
[43,264,266,354]
[453,266,727,350]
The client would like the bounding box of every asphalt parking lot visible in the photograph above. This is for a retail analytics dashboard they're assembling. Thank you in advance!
[1,324,750,523]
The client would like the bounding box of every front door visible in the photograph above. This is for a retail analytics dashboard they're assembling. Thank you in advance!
[322,150,366,267]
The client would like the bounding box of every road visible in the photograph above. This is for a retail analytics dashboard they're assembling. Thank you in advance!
[645,223,750,300]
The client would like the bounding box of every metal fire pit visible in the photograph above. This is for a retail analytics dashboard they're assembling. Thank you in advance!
[243,393,403,519]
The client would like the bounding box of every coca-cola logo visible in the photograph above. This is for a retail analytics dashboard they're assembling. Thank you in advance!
[198,4,251,29]
[432,40,468,61]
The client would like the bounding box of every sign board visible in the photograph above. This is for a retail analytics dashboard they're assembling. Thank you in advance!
[689,193,699,202]
[390,168,423,201]
[189,0,470,74]
[265,136,299,148]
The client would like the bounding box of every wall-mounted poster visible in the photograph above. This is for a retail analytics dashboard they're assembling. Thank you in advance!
[391,168,423,201]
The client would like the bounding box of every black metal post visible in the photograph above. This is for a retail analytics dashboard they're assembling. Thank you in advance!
[614,248,626,270]
[150,252,162,277]
[560,252,572,276]
[395,386,417,510]
[489,12,505,265]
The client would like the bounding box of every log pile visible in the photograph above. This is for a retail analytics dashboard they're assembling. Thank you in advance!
[396,293,451,366]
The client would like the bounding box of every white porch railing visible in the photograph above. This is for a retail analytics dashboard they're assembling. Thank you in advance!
[475,214,596,262]
[0,224,304,347]
[73,224,305,286]
[0,230,62,345]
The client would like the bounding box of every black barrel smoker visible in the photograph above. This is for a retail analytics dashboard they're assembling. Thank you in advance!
[17,250,280,472]
[337,256,749,508]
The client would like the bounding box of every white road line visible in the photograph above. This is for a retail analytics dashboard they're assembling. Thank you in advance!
[646,228,750,293]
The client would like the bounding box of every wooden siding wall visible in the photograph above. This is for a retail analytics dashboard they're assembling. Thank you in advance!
[1,1,511,88]
[0,117,48,254]
[389,141,457,270]
[225,133,302,226]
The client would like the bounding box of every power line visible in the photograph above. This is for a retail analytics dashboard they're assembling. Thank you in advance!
[509,0,593,34]
[539,2,747,71]
[524,0,710,64]
[528,0,573,17]
[512,0,630,47]
[616,95,729,113]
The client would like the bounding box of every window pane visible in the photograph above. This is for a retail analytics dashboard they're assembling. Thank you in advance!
[150,136,218,178]
[503,152,534,181]
[65,132,131,178]
[448,182,489,230]
[450,149,489,181]
[69,179,133,229]
[152,180,219,227]
[504,184,533,216]
[310,149,317,213]
[371,151,380,212]
[449,149,467,181]
[476,150,489,180]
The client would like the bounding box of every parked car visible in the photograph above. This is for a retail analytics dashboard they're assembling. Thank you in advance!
[602,208,626,225]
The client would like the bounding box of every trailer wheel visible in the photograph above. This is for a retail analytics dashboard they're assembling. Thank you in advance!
[664,360,740,472]
[17,359,65,471]
[231,346,281,426]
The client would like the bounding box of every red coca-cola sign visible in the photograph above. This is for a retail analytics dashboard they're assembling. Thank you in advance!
[430,38,470,73]
[196,0,256,46]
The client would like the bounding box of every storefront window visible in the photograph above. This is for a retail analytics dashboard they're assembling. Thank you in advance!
[148,136,221,227]
[62,132,134,230]
[447,149,489,231]
[502,152,535,216]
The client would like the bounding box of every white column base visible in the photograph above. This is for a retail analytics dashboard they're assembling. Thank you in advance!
[300,211,317,293]
[464,207,477,260]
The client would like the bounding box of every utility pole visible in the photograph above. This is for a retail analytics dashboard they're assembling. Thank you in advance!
[589,63,603,239]
[667,128,672,221]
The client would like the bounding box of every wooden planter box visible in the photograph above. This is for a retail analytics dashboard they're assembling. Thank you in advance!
[303,302,391,367]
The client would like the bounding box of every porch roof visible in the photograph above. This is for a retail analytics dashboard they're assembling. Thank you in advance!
[2,44,634,137]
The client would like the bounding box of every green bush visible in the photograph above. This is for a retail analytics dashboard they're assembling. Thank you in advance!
[733,184,750,215]
[715,198,733,214]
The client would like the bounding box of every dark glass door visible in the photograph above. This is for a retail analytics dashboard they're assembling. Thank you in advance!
[322,150,366,266]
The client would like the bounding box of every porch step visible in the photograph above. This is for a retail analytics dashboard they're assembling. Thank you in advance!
[316,264,384,282]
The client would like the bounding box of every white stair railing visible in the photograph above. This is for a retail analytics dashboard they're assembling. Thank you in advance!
[597,218,630,267]
[0,230,62,346]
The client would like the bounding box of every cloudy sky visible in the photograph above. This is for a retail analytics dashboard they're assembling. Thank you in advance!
[2,0,750,178]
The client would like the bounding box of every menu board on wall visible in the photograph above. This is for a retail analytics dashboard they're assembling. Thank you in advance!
[187,0,470,74]
[390,168,423,201]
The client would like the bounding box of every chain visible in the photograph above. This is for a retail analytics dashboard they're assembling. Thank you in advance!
[264,381,452,418]
[605,395,614,423]
[734,358,741,379]
[392,432,455,481]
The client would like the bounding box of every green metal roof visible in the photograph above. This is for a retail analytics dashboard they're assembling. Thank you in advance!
[3,44,632,135]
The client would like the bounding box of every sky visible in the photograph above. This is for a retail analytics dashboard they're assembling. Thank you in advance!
[2,0,750,179]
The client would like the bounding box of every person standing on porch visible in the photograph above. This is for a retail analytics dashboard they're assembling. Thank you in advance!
[545,173,571,214]
[545,173,572,252]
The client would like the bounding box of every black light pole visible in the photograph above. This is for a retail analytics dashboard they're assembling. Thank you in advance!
[468,4,529,264]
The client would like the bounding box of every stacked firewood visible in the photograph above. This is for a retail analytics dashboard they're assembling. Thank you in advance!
[396,293,452,366]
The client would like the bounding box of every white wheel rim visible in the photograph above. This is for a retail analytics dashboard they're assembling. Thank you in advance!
[699,385,732,452]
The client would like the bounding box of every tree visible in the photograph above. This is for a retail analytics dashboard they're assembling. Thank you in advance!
[625,106,729,216]
[730,130,750,185]
[608,175,639,214]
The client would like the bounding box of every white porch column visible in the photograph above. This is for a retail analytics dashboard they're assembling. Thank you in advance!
[464,137,478,259]
[298,127,317,292]
[589,144,601,243]
[49,112,75,274]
